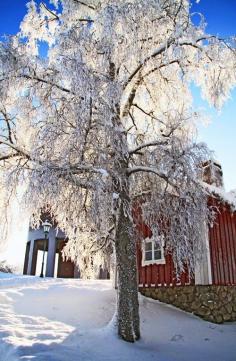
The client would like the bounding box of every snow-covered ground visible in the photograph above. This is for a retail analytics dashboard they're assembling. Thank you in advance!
[0,273,235,361]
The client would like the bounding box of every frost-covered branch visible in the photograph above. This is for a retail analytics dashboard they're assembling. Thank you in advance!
[129,140,169,156]
[73,0,96,10]
[0,153,19,162]
[0,140,30,160]
[123,37,208,90]
[127,165,175,187]
[21,74,75,96]
[123,38,174,89]
[41,2,60,20]
[0,110,14,144]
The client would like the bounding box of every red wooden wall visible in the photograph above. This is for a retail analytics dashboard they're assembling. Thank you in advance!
[137,248,192,287]
[134,196,236,287]
[133,201,192,287]
[209,200,236,285]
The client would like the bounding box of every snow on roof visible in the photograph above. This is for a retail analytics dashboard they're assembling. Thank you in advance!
[202,182,236,211]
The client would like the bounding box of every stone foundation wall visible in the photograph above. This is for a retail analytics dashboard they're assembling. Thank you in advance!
[140,285,236,323]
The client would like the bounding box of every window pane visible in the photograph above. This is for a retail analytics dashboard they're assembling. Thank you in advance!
[154,250,162,260]
[145,251,152,261]
[145,242,152,252]
[154,242,161,250]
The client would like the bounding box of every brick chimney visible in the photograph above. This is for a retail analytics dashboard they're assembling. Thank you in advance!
[202,160,224,188]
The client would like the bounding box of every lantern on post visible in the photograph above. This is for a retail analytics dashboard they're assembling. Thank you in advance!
[40,219,52,278]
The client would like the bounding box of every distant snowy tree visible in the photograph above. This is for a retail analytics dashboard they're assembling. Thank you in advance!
[0,0,235,342]
[0,260,15,273]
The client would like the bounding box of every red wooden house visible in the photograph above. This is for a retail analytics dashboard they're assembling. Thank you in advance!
[135,161,236,288]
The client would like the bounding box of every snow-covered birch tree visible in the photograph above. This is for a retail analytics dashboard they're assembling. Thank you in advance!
[0,0,236,342]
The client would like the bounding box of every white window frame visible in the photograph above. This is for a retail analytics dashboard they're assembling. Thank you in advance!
[142,236,165,266]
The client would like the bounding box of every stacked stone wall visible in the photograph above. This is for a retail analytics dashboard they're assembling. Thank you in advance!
[140,285,236,323]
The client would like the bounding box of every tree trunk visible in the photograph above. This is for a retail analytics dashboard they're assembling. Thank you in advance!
[115,174,140,342]
[110,89,140,341]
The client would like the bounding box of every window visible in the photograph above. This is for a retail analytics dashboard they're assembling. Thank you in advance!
[142,237,165,266]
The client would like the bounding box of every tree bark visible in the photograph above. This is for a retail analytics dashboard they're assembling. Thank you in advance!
[114,171,140,342]
[109,67,140,340]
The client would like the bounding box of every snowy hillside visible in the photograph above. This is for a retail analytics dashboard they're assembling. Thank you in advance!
[0,273,235,361]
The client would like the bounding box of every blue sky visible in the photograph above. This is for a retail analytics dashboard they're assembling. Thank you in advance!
[190,1,236,192]
[0,0,235,191]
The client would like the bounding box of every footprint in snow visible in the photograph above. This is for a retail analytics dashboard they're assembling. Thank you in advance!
[170,334,184,342]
